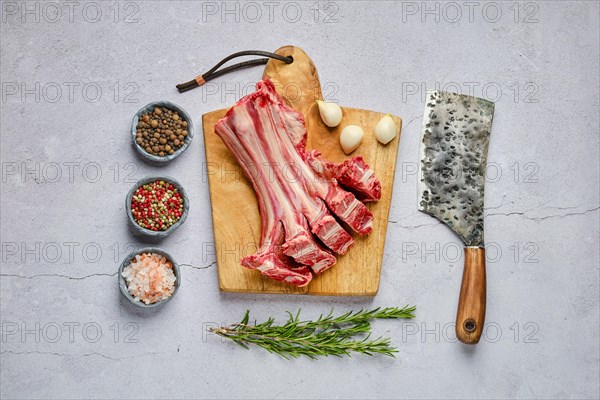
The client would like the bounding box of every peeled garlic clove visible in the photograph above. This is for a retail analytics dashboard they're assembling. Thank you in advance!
[317,100,342,128]
[340,125,364,154]
[374,114,397,145]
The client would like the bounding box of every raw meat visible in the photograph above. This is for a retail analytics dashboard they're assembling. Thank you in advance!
[214,79,381,286]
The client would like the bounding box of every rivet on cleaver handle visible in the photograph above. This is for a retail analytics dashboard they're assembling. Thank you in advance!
[418,90,494,344]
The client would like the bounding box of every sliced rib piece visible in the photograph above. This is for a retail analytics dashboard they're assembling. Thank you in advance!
[214,79,381,286]
[306,152,382,202]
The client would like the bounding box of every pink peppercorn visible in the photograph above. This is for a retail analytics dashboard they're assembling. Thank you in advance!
[131,180,184,231]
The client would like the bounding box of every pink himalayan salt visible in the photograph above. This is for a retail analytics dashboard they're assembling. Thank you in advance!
[122,252,176,304]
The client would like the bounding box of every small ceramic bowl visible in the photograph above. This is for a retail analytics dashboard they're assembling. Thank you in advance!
[126,176,189,239]
[131,101,194,164]
[118,247,181,308]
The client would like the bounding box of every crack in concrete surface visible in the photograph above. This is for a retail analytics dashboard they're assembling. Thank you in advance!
[0,350,164,361]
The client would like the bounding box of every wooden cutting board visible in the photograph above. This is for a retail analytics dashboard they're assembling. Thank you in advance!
[202,46,402,295]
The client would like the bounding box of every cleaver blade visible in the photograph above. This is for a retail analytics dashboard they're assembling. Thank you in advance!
[418,90,495,344]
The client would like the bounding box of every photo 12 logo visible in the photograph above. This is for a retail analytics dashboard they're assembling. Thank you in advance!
[400,1,540,24]
[1,1,140,24]
[1,321,139,344]
[198,80,339,104]
[398,161,540,185]
[401,81,540,104]
[2,161,141,185]
[400,320,540,343]
[0,241,219,268]
[1,81,139,104]
[399,241,540,264]
[200,1,340,24]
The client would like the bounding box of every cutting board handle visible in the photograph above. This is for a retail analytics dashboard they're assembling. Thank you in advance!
[456,247,487,344]
[263,46,323,117]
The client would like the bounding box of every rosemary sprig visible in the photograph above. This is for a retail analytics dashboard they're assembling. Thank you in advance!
[209,306,416,359]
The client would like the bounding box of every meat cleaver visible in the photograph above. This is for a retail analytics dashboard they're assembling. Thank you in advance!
[418,91,495,344]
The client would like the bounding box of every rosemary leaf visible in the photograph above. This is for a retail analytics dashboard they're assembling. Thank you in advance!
[209,306,416,359]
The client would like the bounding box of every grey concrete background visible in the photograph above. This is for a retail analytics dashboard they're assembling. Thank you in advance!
[1,1,599,399]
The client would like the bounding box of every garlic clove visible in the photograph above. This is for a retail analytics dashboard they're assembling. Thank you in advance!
[374,114,397,145]
[340,125,364,154]
[317,100,343,128]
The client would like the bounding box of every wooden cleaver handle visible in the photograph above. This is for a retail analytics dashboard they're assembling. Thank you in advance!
[456,247,487,344]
